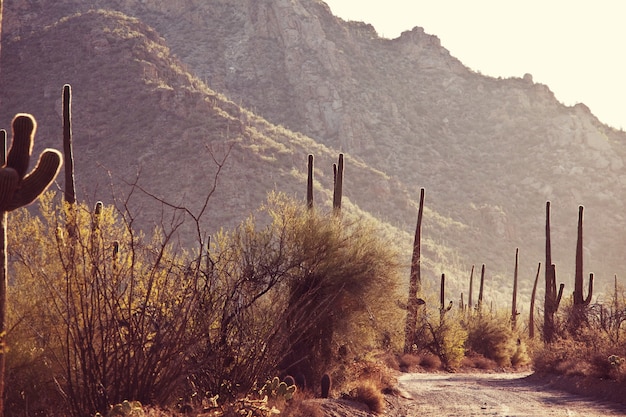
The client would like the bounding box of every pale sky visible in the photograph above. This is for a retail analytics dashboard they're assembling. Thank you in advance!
[324,1,626,130]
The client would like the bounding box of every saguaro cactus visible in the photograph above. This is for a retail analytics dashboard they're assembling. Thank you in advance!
[529,262,541,339]
[404,188,425,353]
[0,114,62,415]
[332,153,344,216]
[511,248,519,329]
[439,273,453,322]
[306,154,313,210]
[571,205,593,331]
[544,201,563,343]
[477,264,486,315]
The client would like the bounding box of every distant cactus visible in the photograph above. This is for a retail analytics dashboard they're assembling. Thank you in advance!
[320,373,331,398]
[543,202,564,343]
[511,248,519,329]
[404,188,425,353]
[570,205,593,331]
[528,262,541,339]
[63,84,76,205]
[0,113,62,417]
[573,206,593,307]
[307,154,313,210]
[332,153,343,216]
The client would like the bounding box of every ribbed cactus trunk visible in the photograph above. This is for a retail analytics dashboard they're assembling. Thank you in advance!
[404,188,425,353]
[0,114,62,416]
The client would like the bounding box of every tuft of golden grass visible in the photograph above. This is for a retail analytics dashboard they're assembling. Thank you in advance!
[353,380,385,414]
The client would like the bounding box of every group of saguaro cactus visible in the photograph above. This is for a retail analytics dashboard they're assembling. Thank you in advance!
[306,153,344,214]
[540,201,594,342]
[0,113,63,415]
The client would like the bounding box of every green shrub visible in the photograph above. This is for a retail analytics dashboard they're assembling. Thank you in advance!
[465,313,516,367]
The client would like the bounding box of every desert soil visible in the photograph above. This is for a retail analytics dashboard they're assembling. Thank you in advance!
[384,372,626,417]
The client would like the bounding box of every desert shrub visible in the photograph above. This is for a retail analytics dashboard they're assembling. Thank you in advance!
[461,353,497,370]
[465,313,516,367]
[419,310,467,370]
[8,193,213,416]
[532,325,626,380]
[6,189,402,415]
[418,353,443,371]
[351,380,385,414]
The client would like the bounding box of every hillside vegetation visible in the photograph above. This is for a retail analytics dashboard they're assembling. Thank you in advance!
[3,1,626,416]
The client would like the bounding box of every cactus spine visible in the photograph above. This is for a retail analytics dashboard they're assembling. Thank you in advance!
[404,187,425,353]
[0,114,62,416]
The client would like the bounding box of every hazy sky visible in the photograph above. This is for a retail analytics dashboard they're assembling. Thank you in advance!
[324,1,626,130]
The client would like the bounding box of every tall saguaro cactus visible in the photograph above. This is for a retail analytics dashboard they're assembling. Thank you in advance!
[63,84,76,205]
[511,248,519,329]
[404,188,425,353]
[332,153,344,216]
[543,202,564,343]
[571,205,593,331]
[306,154,313,210]
[0,114,62,415]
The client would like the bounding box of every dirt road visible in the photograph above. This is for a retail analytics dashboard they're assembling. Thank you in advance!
[393,372,626,416]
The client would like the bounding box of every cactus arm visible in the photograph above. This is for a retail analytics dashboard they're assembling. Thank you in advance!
[5,149,62,211]
[6,114,35,178]
[584,273,594,305]
[556,282,564,308]
[0,169,19,211]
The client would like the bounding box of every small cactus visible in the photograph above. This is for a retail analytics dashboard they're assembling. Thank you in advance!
[260,376,297,401]
[320,373,331,398]
[106,400,144,417]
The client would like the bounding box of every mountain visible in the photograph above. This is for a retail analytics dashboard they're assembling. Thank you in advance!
[3,0,626,304]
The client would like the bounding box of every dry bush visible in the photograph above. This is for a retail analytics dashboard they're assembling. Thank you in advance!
[353,380,385,414]
[418,354,442,371]
[280,392,325,417]
[461,353,497,371]
[396,353,421,372]
[532,326,626,380]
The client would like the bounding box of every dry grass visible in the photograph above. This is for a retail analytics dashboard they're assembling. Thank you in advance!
[353,380,385,414]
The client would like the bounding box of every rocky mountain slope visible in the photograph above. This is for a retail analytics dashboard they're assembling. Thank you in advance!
[3,0,626,303]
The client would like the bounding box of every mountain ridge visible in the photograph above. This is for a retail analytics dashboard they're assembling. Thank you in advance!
[2,0,625,303]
